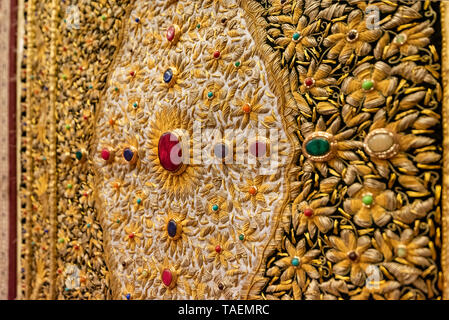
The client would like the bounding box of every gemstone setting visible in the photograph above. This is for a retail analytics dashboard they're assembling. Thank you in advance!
[302,131,337,162]
[364,128,399,159]
[123,147,138,164]
[158,132,186,174]
[161,268,177,288]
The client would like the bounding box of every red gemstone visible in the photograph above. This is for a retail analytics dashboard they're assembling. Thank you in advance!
[166,25,175,41]
[130,71,135,77]
[305,77,314,88]
[215,245,222,253]
[158,132,183,172]
[162,269,173,287]
[83,192,88,197]
[213,51,221,59]
[304,208,313,217]
[249,141,267,157]
[128,233,135,239]
[101,149,110,161]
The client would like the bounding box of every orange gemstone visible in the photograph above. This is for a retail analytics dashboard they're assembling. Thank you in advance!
[109,118,115,125]
[249,186,258,195]
[242,103,252,113]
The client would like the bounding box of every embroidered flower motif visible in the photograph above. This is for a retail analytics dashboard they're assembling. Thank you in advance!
[298,60,336,98]
[224,48,256,81]
[231,87,270,129]
[294,195,336,238]
[323,11,382,64]
[123,222,143,251]
[273,239,320,287]
[239,176,271,208]
[272,16,317,64]
[385,229,432,268]
[326,230,383,286]
[156,211,194,256]
[383,21,433,58]
[364,109,434,178]
[154,53,190,98]
[344,179,396,227]
[301,116,362,177]
[342,61,397,109]
[207,233,235,269]
[203,37,233,73]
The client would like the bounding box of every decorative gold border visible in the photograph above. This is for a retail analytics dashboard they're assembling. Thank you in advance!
[238,0,301,299]
[441,0,449,301]
[92,3,135,299]
[24,0,35,299]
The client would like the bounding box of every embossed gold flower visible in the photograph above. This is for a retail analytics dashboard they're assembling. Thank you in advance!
[273,238,320,287]
[385,229,432,267]
[272,16,317,63]
[207,233,235,269]
[323,11,382,64]
[231,87,270,129]
[156,211,195,256]
[326,230,383,286]
[146,106,204,200]
[301,117,362,176]
[342,61,397,109]
[298,60,336,98]
[384,21,433,58]
[364,110,434,178]
[123,222,143,251]
[295,195,336,237]
[344,179,396,227]
[239,176,271,208]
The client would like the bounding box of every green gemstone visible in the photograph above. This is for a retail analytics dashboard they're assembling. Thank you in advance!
[207,91,214,99]
[116,219,120,224]
[65,124,71,130]
[75,151,83,160]
[87,223,91,228]
[101,15,106,21]
[397,247,407,258]
[396,34,406,44]
[292,32,300,41]
[196,24,201,29]
[239,234,245,241]
[88,85,93,89]
[62,75,67,80]
[58,238,65,243]
[133,102,138,108]
[67,184,73,189]
[234,61,241,67]
[362,80,374,91]
[114,87,119,91]
[212,204,219,211]
[305,138,330,156]
[362,194,374,206]
[137,198,142,205]
[291,257,300,266]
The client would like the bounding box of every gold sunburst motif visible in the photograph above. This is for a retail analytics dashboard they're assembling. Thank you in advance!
[156,211,195,256]
[146,106,204,200]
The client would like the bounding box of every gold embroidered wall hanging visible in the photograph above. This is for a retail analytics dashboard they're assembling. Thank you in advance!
[11,0,449,300]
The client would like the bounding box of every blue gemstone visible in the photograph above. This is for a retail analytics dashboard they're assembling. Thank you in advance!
[126,293,131,300]
[123,148,134,162]
[167,220,177,238]
[163,69,173,83]
[135,18,140,23]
